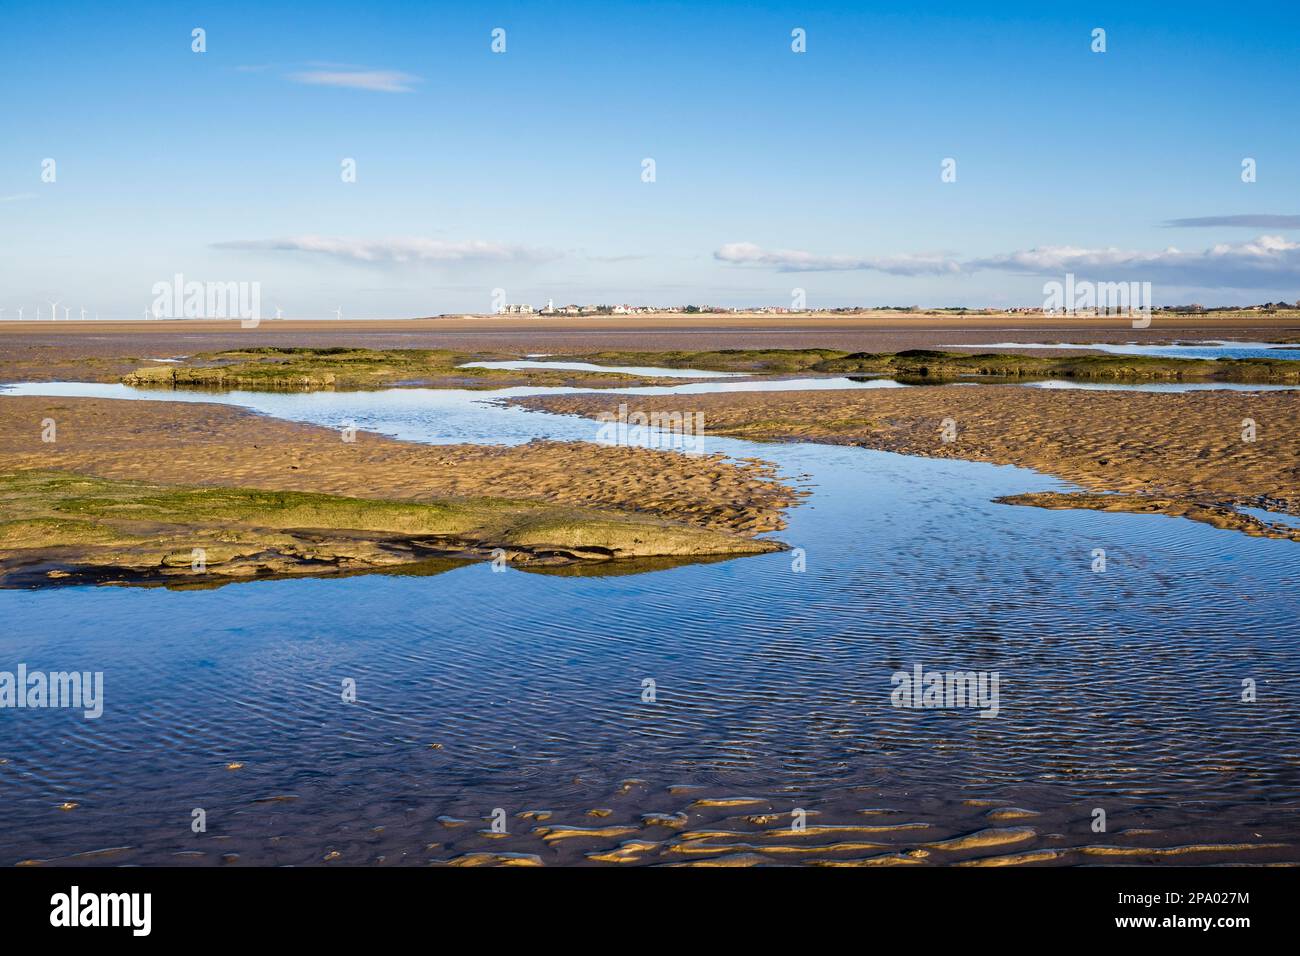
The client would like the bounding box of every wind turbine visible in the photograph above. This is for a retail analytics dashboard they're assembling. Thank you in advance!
[63,306,71,321]
[274,305,283,320]
[333,306,343,320]
[16,306,23,321]
[48,299,61,322]
[79,307,87,321]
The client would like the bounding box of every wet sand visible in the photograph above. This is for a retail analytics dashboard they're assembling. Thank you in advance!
[21,779,1296,868]
[519,386,1300,540]
[0,396,795,585]
[0,396,793,535]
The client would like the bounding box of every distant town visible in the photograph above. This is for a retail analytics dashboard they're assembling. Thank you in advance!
[493,300,1300,316]
[3,300,1297,323]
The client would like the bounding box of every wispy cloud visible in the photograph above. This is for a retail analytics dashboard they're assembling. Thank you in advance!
[1163,214,1300,228]
[582,252,650,263]
[0,193,36,202]
[214,235,559,265]
[717,236,1300,289]
[714,242,962,276]
[287,69,420,93]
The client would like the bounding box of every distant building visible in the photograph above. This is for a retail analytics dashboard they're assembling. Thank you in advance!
[497,303,534,314]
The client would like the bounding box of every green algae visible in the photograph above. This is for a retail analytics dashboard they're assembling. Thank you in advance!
[0,470,783,588]
[121,347,661,391]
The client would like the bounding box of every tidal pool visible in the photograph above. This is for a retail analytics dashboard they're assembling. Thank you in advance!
[471,356,1300,393]
[1,377,1297,866]
[1022,379,1300,393]
[949,341,1300,361]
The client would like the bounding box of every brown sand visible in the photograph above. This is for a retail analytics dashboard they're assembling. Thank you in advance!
[0,396,795,537]
[3,312,1300,383]
[517,386,1300,540]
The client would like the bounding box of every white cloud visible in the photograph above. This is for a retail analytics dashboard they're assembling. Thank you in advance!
[214,235,559,265]
[969,235,1300,288]
[287,70,420,92]
[717,236,1300,289]
[714,242,962,276]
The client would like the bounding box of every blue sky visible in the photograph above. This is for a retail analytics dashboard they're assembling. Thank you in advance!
[2,0,1299,317]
